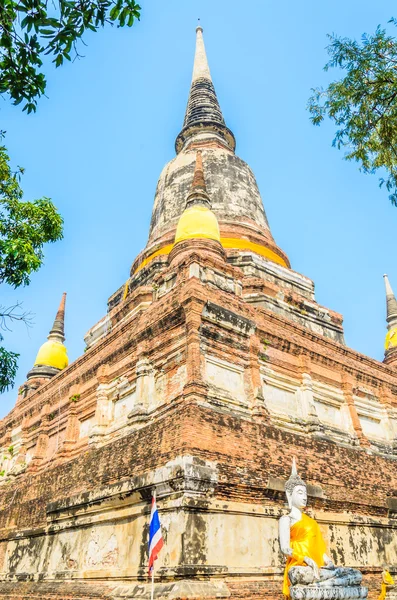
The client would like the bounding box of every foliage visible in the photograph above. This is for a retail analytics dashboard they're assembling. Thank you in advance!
[70,393,80,402]
[0,341,18,392]
[259,338,270,363]
[308,23,397,205]
[0,0,140,393]
[0,0,141,113]
[0,142,63,287]
[7,445,13,455]
[0,138,63,392]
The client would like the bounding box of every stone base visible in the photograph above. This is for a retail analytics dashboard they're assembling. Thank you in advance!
[0,580,231,600]
[112,581,231,599]
[290,586,368,600]
[386,587,397,600]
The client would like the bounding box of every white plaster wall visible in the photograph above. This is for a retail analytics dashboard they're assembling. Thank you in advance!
[113,391,136,421]
[354,393,390,441]
[314,400,343,429]
[358,415,384,439]
[206,511,280,568]
[263,384,301,417]
[205,356,246,403]
[79,417,95,439]
[327,520,397,567]
[1,502,396,579]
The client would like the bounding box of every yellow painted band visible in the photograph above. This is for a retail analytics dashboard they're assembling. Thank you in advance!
[134,244,174,274]
[134,238,287,273]
[221,238,288,267]
[385,327,397,350]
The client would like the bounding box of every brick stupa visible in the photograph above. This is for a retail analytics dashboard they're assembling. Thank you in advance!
[0,26,396,600]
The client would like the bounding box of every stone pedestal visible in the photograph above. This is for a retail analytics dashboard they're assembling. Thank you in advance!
[290,586,368,600]
[289,567,368,600]
[386,586,397,600]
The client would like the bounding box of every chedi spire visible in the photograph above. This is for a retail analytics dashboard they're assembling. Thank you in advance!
[185,151,211,209]
[140,25,290,278]
[174,151,220,244]
[175,26,236,154]
[27,293,69,380]
[383,275,397,358]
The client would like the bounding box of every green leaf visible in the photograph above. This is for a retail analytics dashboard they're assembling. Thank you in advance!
[0,347,19,393]
[109,5,120,20]
[309,26,397,206]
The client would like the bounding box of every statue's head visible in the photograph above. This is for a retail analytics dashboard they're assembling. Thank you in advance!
[285,458,307,510]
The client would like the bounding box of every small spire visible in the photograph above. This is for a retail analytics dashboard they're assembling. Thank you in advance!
[27,292,69,381]
[174,150,221,245]
[175,27,236,154]
[49,292,66,343]
[383,275,397,326]
[185,151,211,209]
[191,151,206,190]
[383,275,397,359]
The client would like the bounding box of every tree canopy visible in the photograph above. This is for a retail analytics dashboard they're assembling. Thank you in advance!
[309,22,397,206]
[0,0,141,393]
[1,0,141,112]
[0,143,63,288]
[0,139,63,392]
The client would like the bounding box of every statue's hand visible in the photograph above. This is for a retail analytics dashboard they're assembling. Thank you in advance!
[323,553,336,570]
[304,556,320,580]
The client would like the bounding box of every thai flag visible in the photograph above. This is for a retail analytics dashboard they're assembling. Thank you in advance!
[148,495,164,574]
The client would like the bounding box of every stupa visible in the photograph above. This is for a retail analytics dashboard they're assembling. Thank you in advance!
[0,26,395,600]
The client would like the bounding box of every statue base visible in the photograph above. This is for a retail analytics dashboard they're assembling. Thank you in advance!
[288,566,368,600]
[385,587,397,600]
[290,585,368,600]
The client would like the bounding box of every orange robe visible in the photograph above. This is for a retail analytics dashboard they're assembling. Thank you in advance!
[378,570,394,600]
[283,513,326,597]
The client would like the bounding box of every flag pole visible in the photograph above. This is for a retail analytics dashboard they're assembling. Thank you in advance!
[151,567,155,600]
[150,487,156,600]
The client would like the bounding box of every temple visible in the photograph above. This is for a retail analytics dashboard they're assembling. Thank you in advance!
[384,274,397,367]
[0,26,396,600]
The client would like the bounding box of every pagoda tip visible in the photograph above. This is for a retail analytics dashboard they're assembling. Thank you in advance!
[384,274,395,297]
[175,20,236,154]
[49,291,67,342]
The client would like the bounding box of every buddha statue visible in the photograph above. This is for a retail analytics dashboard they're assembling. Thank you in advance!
[378,568,395,600]
[279,459,367,600]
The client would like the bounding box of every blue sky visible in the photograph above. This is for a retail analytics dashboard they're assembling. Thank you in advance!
[1,1,396,415]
